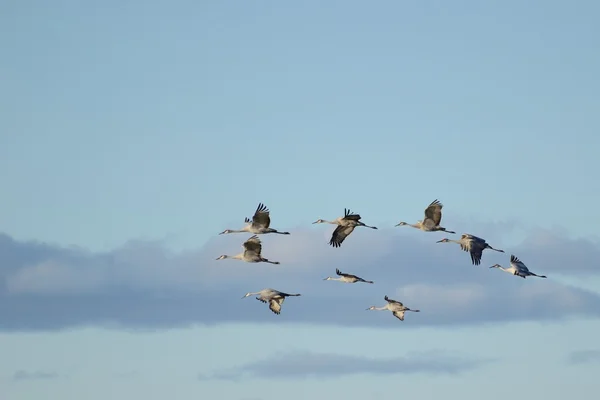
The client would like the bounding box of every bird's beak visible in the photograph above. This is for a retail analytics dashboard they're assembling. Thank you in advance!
[241,295,246,299]
[365,308,371,311]
[394,223,400,227]
[311,221,318,224]
[322,278,328,280]
[436,239,443,243]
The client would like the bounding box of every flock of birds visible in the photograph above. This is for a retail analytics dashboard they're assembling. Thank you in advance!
[216,200,547,321]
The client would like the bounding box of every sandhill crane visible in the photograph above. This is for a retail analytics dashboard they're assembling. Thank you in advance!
[323,268,374,284]
[366,295,420,321]
[219,203,290,235]
[312,208,377,248]
[242,288,301,315]
[490,254,547,279]
[395,199,455,234]
[436,233,504,266]
[216,235,280,264]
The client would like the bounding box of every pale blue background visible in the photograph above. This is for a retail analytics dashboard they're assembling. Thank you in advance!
[2,1,600,399]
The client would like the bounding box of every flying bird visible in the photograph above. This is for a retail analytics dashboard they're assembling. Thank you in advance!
[242,288,301,315]
[366,295,420,321]
[395,199,455,234]
[312,208,377,248]
[219,203,290,235]
[436,233,504,266]
[323,268,374,284]
[490,254,547,279]
[216,235,280,264]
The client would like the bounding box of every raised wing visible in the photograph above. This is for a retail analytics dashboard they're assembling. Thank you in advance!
[329,224,356,248]
[462,233,486,243]
[510,255,529,272]
[384,295,403,306]
[251,203,271,229]
[243,235,263,256]
[423,199,443,227]
[269,297,284,315]
[392,311,405,321]
[335,268,352,278]
[343,208,362,221]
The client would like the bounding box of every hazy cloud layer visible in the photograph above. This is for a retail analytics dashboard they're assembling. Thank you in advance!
[0,222,599,332]
[567,350,600,365]
[197,350,490,381]
[12,370,59,382]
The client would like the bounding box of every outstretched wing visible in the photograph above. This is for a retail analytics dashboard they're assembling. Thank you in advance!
[329,225,356,248]
[510,254,529,273]
[243,235,262,256]
[468,241,484,265]
[392,311,405,321]
[251,203,271,229]
[384,295,403,307]
[343,208,362,221]
[423,199,443,228]
[269,297,284,315]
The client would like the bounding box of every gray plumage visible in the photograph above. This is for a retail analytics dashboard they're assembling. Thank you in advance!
[323,268,374,284]
[490,254,547,279]
[437,233,504,265]
[242,288,301,315]
[216,235,280,264]
[312,208,377,248]
[219,203,290,235]
[366,295,420,321]
[395,199,456,234]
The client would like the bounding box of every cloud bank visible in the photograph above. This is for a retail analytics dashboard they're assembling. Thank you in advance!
[197,350,489,381]
[567,350,600,365]
[0,222,599,332]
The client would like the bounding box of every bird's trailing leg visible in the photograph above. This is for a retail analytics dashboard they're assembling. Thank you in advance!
[487,245,504,253]
[440,227,456,234]
[358,222,378,229]
[262,258,280,265]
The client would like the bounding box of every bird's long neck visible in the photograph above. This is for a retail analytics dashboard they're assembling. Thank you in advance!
[499,266,512,274]
[230,228,248,233]
[409,223,422,229]
[231,253,244,260]
[329,277,343,281]
[374,306,387,311]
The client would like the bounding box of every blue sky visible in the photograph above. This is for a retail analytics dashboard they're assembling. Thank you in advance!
[1,0,600,399]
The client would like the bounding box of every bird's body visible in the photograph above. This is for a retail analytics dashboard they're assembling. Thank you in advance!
[323,268,374,284]
[437,233,504,265]
[313,208,377,248]
[216,235,280,264]
[367,295,420,321]
[490,255,547,279]
[396,199,456,234]
[219,203,290,235]
[242,288,301,315]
